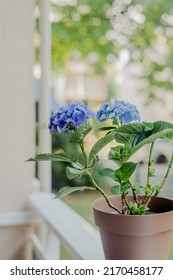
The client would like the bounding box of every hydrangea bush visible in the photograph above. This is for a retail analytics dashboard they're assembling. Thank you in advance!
[28,100,173,215]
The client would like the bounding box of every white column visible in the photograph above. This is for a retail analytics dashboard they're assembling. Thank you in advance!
[0,0,35,259]
[38,0,56,252]
[38,0,52,192]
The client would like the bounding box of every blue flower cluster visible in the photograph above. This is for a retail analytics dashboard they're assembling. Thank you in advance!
[96,100,141,125]
[48,101,94,133]
[48,100,141,134]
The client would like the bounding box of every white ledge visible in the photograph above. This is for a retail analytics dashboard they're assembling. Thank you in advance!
[28,192,104,260]
[0,210,37,227]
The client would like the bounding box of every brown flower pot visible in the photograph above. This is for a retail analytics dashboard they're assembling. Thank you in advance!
[92,195,173,260]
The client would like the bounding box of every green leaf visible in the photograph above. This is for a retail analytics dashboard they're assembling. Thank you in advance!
[100,163,138,184]
[99,168,115,179]
[26,153,77,163]
[121,182,131,193]
[114,122,153,144]
[138,205,149,214]
[130,122,173,156]
[111,185,121,195]
[88,155,99,168]
[152,121,173,142]
[132,184,145,191]
[129,202,149,215]
[71,162,83,170]
[108,146,130,163]
[130,131,152,147]
[66,166,91,179]
[66,167,84,179]
[115,162,138,183]
[69,119,93,143]
[149,167,155,177]
[89,131,115,161]
[55,186,95,198]
[111,183,131,195]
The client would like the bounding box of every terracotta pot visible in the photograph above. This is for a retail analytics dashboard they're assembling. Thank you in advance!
[92,195,173,260]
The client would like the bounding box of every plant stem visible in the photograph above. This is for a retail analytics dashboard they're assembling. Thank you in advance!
[143,142,155,206]
[128,180,139,204]
[132,188,138,203]
[79,140,121,213]
[146,142,154,188]
[156,149,173,195]
[80,140,88,168]
[87,172,121,214]
[145,193,153,207]
[124,197,135,215]
[144,142,155,206]
[121,194,125,214]
[146,148,173,205]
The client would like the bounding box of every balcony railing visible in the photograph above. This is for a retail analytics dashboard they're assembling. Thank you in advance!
[28,192,104,260]
[0,192,104,260]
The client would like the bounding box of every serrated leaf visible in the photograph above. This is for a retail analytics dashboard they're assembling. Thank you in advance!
[26,153,77,163]
[55,186,95,198]
[115,162,138,183]
[89,131,115,161]
[130,125,173,156]
[130,131,152,147]
[99,168,115,179]
[114,122,153,144]
[152,121,173,142]
[69,119,93,143]
[152,121,173,133]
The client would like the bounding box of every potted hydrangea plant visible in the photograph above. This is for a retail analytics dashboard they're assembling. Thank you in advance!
[28,100,173,260]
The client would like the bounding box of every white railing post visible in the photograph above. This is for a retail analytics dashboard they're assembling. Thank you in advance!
[38,0,54,250]
[46,229,61,259]
[38,0,52,192]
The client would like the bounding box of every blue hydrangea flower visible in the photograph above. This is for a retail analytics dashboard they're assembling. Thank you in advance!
[96,100,141,125]
[48,101,95,133]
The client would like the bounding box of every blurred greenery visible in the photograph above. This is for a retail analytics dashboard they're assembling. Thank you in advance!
[51,0,119,74]
[51,132,107,192]
[132,0,173,104]
[35,0,173,106]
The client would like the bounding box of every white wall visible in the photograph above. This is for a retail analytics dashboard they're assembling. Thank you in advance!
[0,0,35,259]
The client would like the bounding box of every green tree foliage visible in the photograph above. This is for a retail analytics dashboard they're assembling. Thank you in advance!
[51,0,118,73]
[35,0,173,101]
[106,0,173,103]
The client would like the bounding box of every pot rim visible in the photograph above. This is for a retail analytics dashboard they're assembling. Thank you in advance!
[92,195,173,218]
